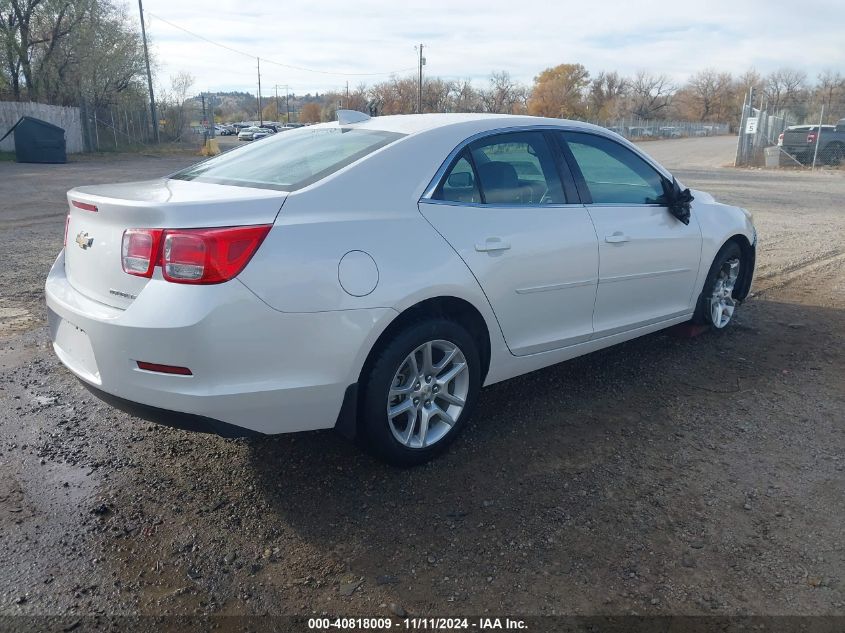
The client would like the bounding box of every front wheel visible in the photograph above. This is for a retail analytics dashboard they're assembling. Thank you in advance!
[694,242,743,330]
[359,319,481,466]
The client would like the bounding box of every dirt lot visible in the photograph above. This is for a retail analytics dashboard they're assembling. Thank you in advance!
[0,137,843,628]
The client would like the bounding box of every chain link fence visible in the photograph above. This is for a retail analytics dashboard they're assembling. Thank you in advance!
[593,118,730,140]
[78,98,209,153]
[735,90,845,169]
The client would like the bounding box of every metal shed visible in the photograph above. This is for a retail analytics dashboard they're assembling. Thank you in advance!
[0,116,67,163]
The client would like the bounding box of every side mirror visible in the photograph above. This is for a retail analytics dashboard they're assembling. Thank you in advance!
[447,171,473,188]
[656,177,694,225]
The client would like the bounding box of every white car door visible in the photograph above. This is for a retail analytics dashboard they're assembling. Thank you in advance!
[418,131,599,356]
[557,131,702,337]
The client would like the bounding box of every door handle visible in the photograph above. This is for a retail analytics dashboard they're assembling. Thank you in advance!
[475,238,511,252]
[605,232,630,244]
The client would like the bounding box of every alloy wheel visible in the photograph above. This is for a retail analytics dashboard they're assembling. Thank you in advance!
[710,258,741,328]
[387,339,469,449]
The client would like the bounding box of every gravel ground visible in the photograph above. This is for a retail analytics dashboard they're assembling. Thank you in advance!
[0,138,843,628]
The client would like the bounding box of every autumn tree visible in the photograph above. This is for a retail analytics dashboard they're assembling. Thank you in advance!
[262,101,279,121]
[527,63,590,119]
[299,102,321,124]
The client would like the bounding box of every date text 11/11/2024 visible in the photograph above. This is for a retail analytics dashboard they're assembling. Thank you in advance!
[307,617,528,630]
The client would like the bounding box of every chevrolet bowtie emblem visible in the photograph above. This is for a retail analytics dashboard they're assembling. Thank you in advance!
[75,231,93,250]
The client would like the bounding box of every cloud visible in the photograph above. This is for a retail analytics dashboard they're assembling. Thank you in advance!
[141,0,845,95]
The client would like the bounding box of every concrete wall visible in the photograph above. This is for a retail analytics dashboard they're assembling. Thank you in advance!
[0,102,84,154]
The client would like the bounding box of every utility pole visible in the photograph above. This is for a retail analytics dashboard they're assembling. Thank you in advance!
[811,105,825,170]
[137,0,159,143]
[346,81,349,109]
[274,85,291,123]
[257,57,263,126]
[207,93,215,138]
[417,43,425,114]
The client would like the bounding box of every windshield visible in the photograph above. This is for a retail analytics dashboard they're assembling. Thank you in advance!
[172,126,404,191]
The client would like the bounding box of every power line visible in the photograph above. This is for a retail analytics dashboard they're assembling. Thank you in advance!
[146,12,417,77]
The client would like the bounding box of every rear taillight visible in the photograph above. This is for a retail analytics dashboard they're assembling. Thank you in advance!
[122,229,163,278]
[121,225,270,284]
[807,132,817,143]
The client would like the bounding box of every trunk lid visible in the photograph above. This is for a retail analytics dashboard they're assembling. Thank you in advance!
[64,178,286,309]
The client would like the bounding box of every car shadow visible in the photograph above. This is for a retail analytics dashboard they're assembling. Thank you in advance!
[242,296,843,602]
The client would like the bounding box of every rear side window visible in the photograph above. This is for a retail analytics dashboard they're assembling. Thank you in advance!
[562,132,664,205]
[434,131,565,205]
[436,152,481,203]
[172,127,404,191]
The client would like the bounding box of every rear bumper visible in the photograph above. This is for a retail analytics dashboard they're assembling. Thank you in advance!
[45,250,392,434]
[79,381,262,437]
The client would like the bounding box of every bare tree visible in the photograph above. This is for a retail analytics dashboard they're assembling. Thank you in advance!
[481,70,525,114]
[679,69,735,121]
[763,68,807,113]
[452,78,482,113]
[815,70,845,121]
[587,71,627,120]
[629,71,675,119]
[159,71,195,140]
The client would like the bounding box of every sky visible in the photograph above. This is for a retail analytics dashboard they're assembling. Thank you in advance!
[138,0,845,97]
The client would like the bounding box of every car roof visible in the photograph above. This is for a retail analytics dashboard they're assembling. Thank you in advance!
[313,112,608,137]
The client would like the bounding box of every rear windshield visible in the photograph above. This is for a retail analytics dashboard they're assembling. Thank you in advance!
[172,126,404,191]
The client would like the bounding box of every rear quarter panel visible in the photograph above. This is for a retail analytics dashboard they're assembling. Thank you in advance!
[236,125,512,382]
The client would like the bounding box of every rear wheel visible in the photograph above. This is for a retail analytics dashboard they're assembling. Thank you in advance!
[359,319,481,466]
[694,242,743,330]
[823,142,844,166]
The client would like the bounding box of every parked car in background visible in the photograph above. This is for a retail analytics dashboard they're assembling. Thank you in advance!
[779,121,845,165]
[46,112,756,465]
[659,127,682,138]
[237,126,262,141]
[252,129,274,140]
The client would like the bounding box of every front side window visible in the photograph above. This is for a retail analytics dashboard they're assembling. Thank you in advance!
[172,127,404,191]
[433,131,565,205]
[562,132,665,205]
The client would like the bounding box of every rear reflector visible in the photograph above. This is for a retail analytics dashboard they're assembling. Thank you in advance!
[136,361,193,375]
[72,200,98,212]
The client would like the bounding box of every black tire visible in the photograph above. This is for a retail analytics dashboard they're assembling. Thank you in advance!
[693,241,743,330]
[823,143,844,166]
[359,318,481,466]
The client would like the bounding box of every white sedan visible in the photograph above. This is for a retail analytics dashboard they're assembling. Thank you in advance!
[46,112,756,465]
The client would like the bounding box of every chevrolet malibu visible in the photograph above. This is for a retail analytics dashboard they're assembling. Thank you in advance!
[46,112,756,465]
